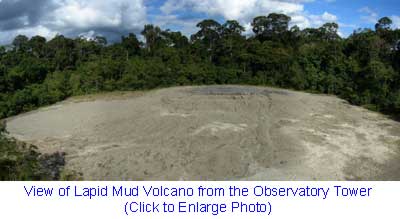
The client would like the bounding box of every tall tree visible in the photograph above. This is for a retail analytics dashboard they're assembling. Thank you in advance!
[12,35,29,52]
[320,23,340,41]
[163,30,189,49]
[29,36,47,58]
[375,17,392,32]
[252,13,291,41]
[141,24,162,53]
[47,35,76,70]
[121,33,141,59]
[222,20,245,36]
[218,20,246,63]
[252,16,269,38]
[191,19,222,62]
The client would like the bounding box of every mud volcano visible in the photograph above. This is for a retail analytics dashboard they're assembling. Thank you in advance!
[5,86,400,180]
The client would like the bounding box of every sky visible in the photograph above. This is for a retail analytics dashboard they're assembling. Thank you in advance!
[0,0,399,45]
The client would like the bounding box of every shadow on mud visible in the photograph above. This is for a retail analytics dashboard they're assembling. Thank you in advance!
[388,114,400,123]
[1,121,82,181]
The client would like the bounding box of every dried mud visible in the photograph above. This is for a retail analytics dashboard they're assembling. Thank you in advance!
[5,86,400,180]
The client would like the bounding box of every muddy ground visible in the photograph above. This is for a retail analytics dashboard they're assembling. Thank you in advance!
[5,86,400,180]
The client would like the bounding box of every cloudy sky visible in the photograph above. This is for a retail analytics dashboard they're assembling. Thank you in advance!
[0,0,399,44]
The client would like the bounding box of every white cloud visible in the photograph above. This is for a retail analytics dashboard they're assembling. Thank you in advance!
[0,25,57,45]
[308,11,338,26]
[48,0,146,31]
[359,6,378,24]
[359,7,400,30]
[0,0,346,44]
[160,0,338,34]
[152,14,200,37]
[322,11,337,21]
[161,0,307,22]
[0,0,148,44]
[391,16,400,29]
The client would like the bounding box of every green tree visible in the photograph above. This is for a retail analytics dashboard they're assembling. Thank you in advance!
[12,35,29,52]
[320,23,340,41]
[252,13,291,41]
[141,25,162,54]
[121,33,141,59]
[375,17,392,32]
[29,36,47,58]
[191,19,222,62]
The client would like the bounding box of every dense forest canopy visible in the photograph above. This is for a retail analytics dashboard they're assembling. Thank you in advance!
[0,13,399,119]
[1,13,400,180]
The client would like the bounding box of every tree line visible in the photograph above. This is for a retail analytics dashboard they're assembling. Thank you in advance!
[1,13,400,180]
[0,13,400,118]
[1,14,399,119]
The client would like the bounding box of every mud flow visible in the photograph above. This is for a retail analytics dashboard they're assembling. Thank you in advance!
[6,86,400,180]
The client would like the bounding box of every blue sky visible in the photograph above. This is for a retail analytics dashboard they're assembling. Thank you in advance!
[303,0,400,35]
[0,0,399,44]
[144,0,400,37]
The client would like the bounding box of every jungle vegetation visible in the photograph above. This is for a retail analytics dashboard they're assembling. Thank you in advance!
[1,14,399,180]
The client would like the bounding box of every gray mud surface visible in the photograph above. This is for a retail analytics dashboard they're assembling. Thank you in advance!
[191,86,289,96]
[5,86,400,180]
